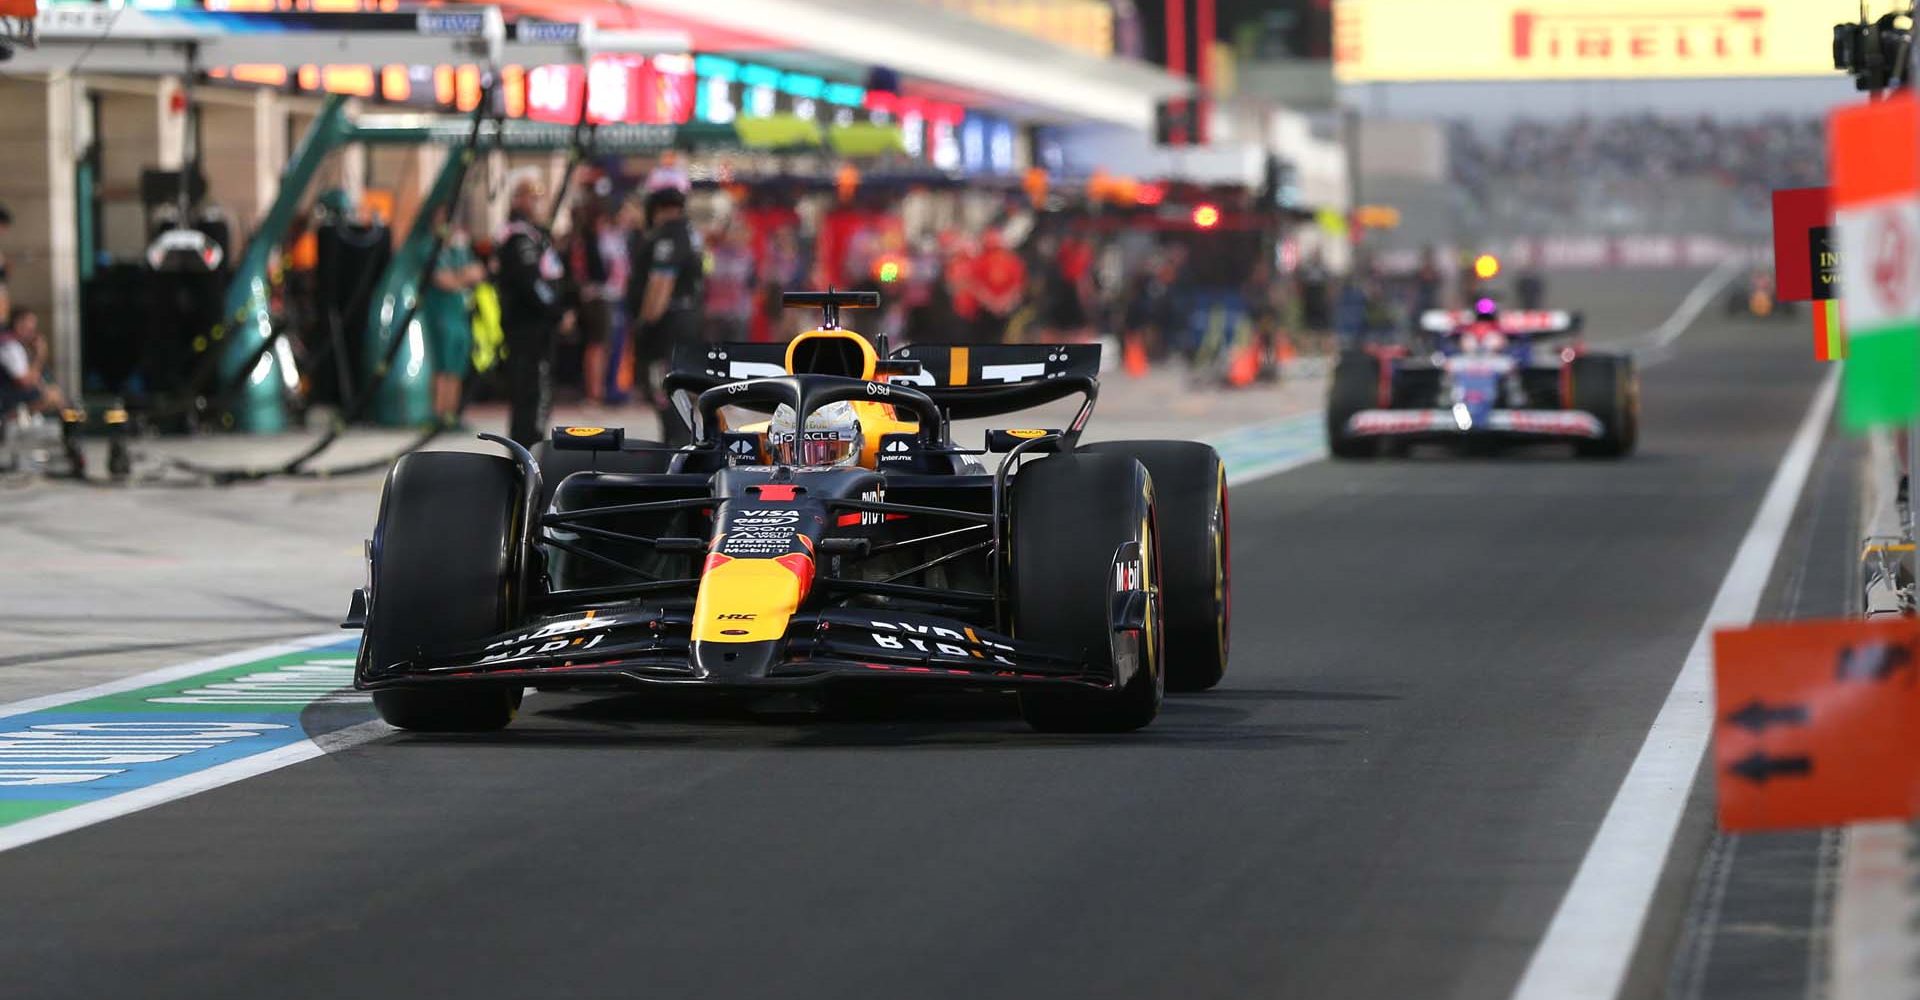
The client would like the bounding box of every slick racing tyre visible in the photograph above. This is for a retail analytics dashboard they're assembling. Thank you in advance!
[364,451,525,732]
[1011,454,1163,733]
[1570,354,1639,458]
[1082,441,1229,691]
[1328,350,1382,459]
[530,438,671,512]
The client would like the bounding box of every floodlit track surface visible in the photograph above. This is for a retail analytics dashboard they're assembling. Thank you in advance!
[0,272,1832,999]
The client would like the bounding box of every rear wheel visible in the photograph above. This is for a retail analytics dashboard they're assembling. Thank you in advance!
[1570,355,1639,458]
[363,451,525,732]
[1011,454,1163,733]
[1081,441,1229,691]
[1328,351,1382,459]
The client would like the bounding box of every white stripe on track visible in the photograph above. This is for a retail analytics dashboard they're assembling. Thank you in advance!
[1509,365,1840,1000]
[1633,259,1746,366]
[0,632,348,720]
[0,720,390,854]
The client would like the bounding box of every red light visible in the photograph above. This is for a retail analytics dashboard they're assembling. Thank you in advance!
[1136,183,1165,206]
[1192,204,1221,229]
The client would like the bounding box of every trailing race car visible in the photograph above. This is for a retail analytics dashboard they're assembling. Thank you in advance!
[346,291,1230,734]
[1724,268,1799,320]
[1326,300,1638,459]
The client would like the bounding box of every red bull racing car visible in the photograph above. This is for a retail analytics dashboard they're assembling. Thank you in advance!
[1326,301,1638,459]
[346,292,1230,734]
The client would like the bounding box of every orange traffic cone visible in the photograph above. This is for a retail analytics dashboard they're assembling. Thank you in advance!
[1124,334,1150,378]
[1226,341,1259,387]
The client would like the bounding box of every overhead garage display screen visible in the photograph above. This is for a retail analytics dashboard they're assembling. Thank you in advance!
[1333,0,1875,82]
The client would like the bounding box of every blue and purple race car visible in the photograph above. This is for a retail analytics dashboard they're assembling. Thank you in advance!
[1326,300,1638,459]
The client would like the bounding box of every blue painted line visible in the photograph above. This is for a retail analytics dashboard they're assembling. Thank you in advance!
[0,637,369,825]
[1204,412,1326,484]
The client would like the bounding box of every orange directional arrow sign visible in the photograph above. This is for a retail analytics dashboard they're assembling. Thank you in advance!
[1713,617,1920,832]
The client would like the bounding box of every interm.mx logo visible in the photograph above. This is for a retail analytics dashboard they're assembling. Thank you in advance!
[1510,6,1765,64]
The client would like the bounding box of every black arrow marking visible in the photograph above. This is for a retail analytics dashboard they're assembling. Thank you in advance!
[1728,751,1813,785]
[1725,699,1809,734]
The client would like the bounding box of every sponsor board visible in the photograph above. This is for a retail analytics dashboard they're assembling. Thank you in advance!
[1335,0,1844,82]
[0,636,372,831]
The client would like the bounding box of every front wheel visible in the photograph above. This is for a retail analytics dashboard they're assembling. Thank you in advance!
[1571,355,1639,458]
[1011,454,1163,733]
[362,451,526,732]
[1328,351,1383,459]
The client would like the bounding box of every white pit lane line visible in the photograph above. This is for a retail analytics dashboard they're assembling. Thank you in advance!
[1509,365,1840,1000]
[1631,258,1745,367]
[0,632,346,719]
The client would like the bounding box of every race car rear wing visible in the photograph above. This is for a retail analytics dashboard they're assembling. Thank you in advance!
[673,341,792,383]
[886,342,1101,420]
[1418,309,1583,336]
[668,341,1101,423]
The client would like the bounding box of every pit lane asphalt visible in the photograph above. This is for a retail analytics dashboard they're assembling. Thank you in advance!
[0,272,1829,1000]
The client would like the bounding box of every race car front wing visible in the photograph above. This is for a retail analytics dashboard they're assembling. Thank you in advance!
[355,606,1117,692]
[1345,408,1603,439]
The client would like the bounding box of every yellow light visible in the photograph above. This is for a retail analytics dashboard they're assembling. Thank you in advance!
[878,260,901,283]
[1193,204,1221,229]
[381,65,410,103]
[230,64,288,87]
[1473,254,1500,280]
[1356,204,1401,229]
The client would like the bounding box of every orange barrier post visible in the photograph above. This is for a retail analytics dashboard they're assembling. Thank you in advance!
[1123,334,1149,378]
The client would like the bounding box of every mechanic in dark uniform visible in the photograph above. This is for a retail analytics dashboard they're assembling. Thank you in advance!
[493,178,571,447]
[627,187,704,411]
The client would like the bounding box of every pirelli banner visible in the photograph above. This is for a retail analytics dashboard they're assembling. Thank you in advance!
[1334,0,1868,82]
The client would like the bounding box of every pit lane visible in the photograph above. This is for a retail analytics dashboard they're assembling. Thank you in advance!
[0,269,1834,999]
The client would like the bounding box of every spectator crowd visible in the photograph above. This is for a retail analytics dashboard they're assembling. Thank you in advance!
[1448,114,1825,233]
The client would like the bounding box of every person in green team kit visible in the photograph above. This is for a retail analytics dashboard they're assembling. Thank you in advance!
[423,212,486,425]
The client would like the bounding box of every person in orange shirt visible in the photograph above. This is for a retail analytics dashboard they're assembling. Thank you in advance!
[969,230,1025,344]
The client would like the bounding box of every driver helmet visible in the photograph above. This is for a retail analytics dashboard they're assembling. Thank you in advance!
[768,401,864,467]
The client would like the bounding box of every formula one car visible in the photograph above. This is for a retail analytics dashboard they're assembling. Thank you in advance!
[1326,301,1637,458]
[1724,267,1799,320]
[346,291,1230,733]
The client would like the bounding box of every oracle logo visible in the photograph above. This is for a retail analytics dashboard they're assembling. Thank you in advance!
[1511,6,1766,64]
